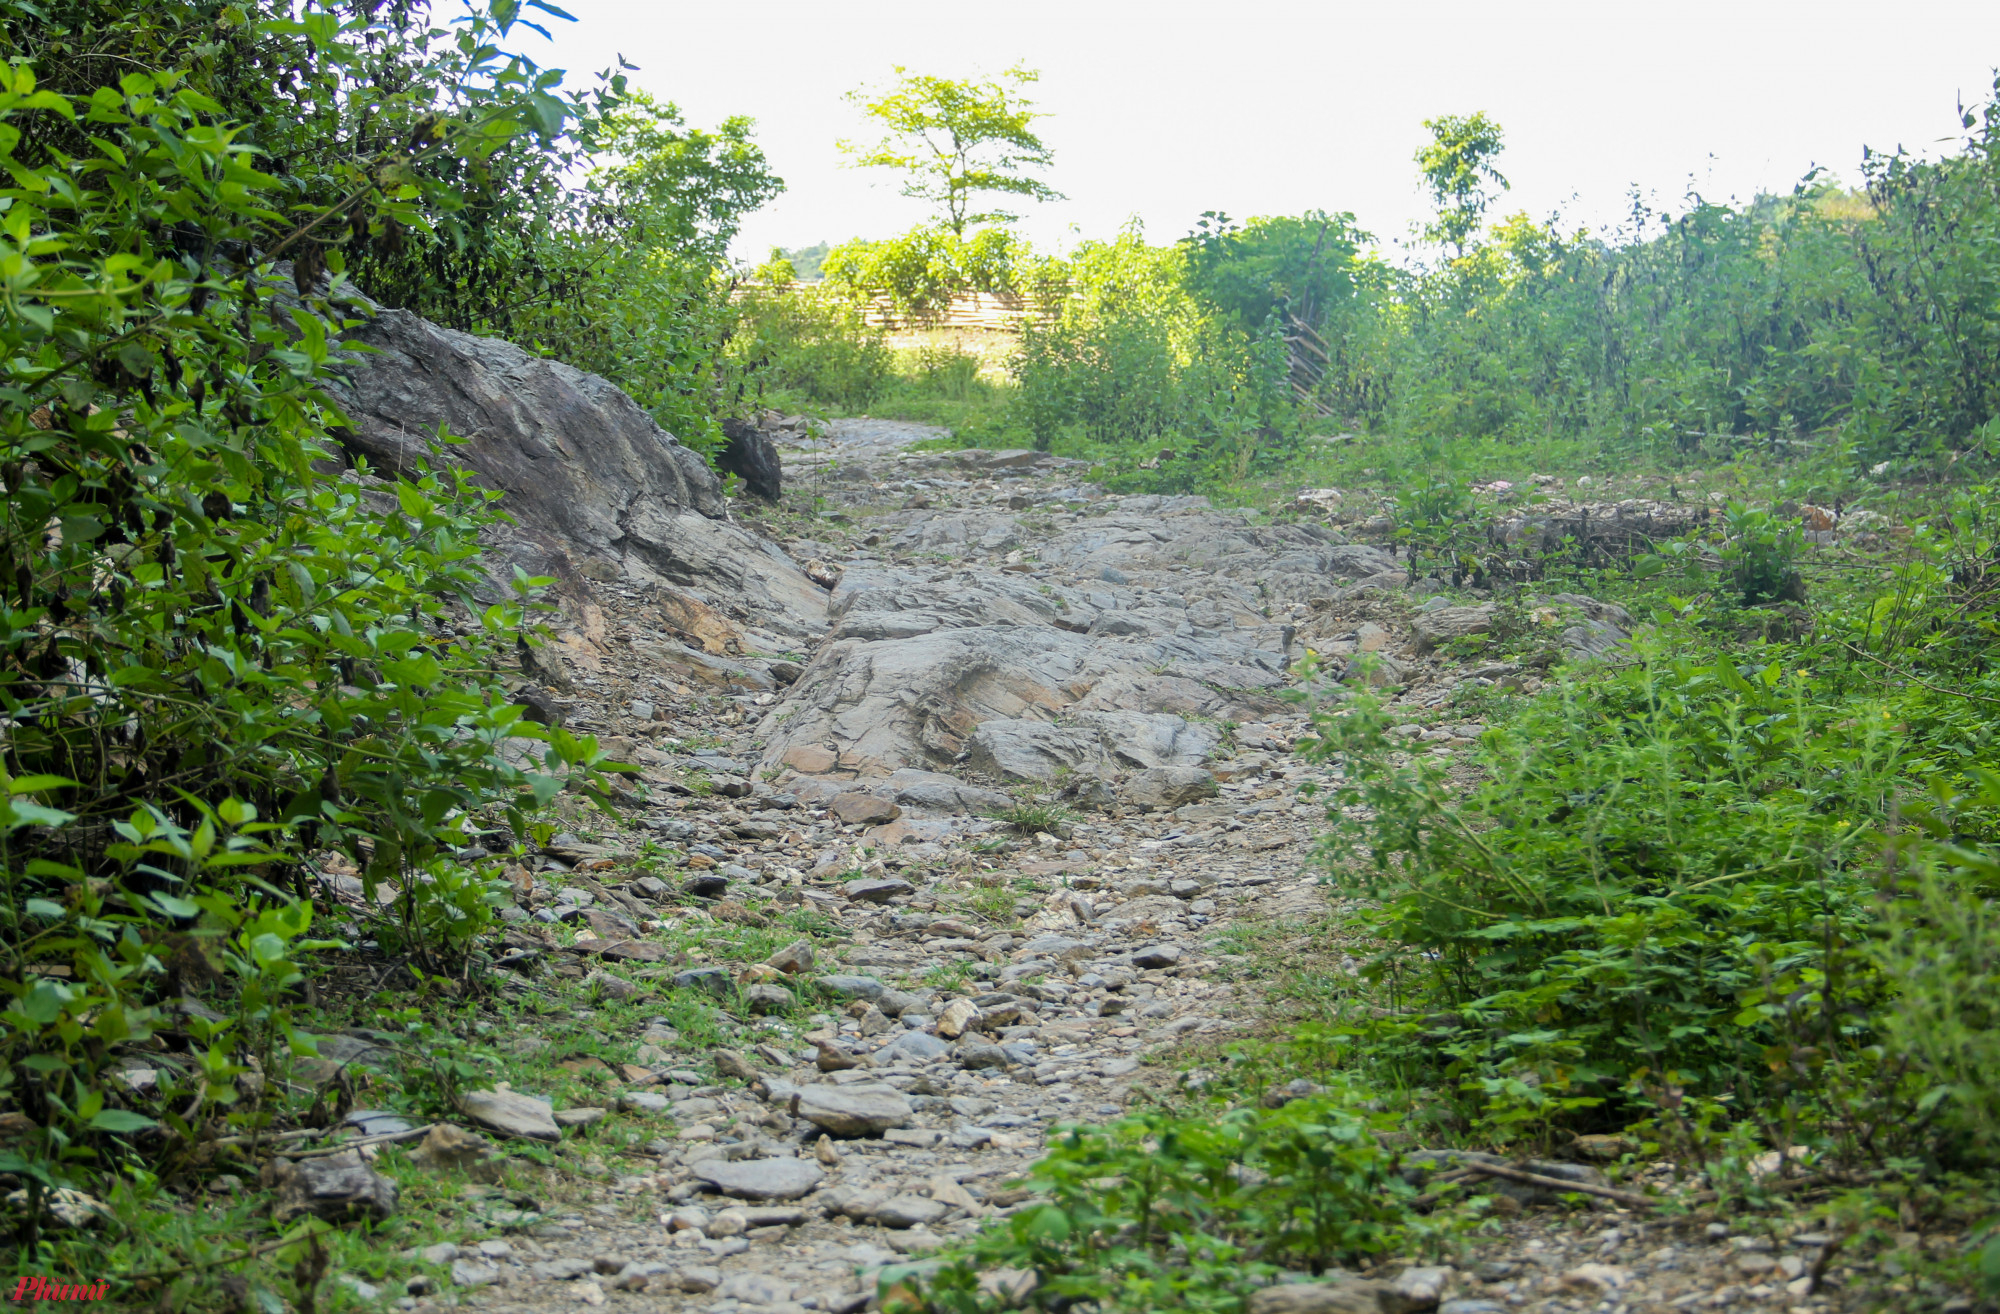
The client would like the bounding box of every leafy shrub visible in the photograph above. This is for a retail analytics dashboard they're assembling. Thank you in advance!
[1876,773,2000,1158]
[0,4,620,1239]
[733,286,895,411]
[914,345,983,401]
[1308,645,1914,1147]
[903,1096,1415,1313]
[986,802,1074,836]
[509,91,783,455]
[823,224,1048,316]
[1010,226,1305,486]
[1720,502,1807,604]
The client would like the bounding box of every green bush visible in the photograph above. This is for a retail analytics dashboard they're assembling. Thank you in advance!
[509,90,784,455]
[914,345,982,401]
[823,224,1049,316]
[1720,501,1807,604]
[0,4,622,1243]
[1877,773,2000,1158]
[1309,643,1915,1149]
[733,286,895,411]
[904,1095,1415,1313]
[1009,226,1306,488]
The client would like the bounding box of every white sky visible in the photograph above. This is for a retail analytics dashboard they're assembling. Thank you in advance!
[528,1,2000,264]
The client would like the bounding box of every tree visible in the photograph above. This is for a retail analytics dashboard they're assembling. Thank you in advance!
[1415,112,1509,255]
[591,90,784,261]
[1182,209,1370,329]
[842,65,1062,235]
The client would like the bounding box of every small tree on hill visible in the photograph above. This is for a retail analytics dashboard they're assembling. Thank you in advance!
[1416,111,1509,256]
[842,65,1063,236]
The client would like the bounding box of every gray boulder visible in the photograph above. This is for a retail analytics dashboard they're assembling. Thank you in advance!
[1412,604,1496,654]
[1123,766,1219,810]
[875,1030,950,1062]
[691,1157,824,1202]
[792,1084,913,1137]
[456,1088,559,1142]
[329,308,824,635]
[271,1151,399,1223]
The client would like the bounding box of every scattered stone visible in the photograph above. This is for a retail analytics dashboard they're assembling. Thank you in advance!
[817,974,886,1002]
[1131,943,1182,969]
[408,1123,505,1180]
[766,939,816,974]
[1343,652,1405,687]
[712,1048,759,1081]
[814,1041,862,1072]
[530,1257,596,1281]
[271,1152,399,1224]
[691,1157,825,1201]
[619,1090,670,1114]
[793,1084,914,1137]
[876,987,929,1016]
[1123,766,1218,810]
[875,1029,950,1062]
[1391,1266,1452,1308]
[744,982,794,1014]
[456,1088,559,1142]
[715,1272,794,1305]
[1412,604,1496,653]
[581,969,639,1002]
[1245,1277,1396,1314]
[845,877,915,903]
[450,1260,500,1289]
[937,998,979,1038]
[956,1040,1011,1071]
[868,1193,950,1229]
[554,1107,607,1129]
[1560,1263,1631,1293]
[673,966,734,999]
[830,792,902,826]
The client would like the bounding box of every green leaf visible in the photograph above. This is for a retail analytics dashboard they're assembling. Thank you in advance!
[9,775,78,794]
[0,1153,56,1189]
[88,1109,158,1133]
[4,799,77,828]
[146,893,201,920]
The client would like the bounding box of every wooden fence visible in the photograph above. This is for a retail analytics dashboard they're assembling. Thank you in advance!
[736,282,1052,333]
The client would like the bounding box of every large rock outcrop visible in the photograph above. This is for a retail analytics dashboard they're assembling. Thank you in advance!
[326,309,823,639]
[753,495,1399,783]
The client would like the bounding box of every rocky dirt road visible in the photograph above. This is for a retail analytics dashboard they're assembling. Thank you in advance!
[416,420,1363,1313]
[304,313,1927,1312]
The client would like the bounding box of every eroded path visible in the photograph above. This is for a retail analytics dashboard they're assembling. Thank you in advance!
[409,427,1853,1314]
[413,430,1401,1314]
